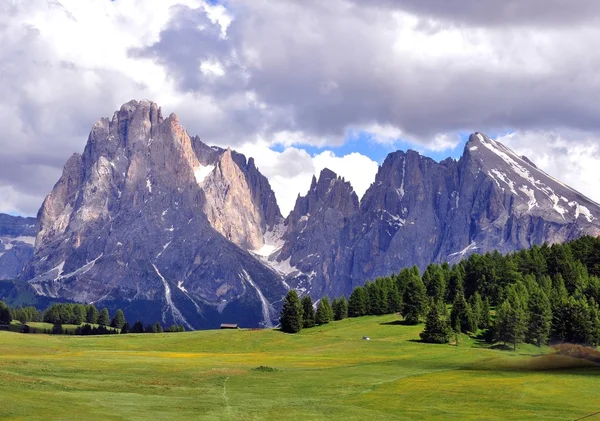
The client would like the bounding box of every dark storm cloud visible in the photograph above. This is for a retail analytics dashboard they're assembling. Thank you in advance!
[348,0,600,27]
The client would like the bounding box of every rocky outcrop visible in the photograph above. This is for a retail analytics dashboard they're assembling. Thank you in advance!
[13,99,600,327]
[0,214,36,280]
[275,169,359,297]
[272,133,600,300]
[25,100,286,329]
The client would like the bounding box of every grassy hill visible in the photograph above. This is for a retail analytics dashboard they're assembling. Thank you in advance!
[0,314,598,420]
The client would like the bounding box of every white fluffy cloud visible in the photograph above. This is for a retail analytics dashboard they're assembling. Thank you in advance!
[3,0,600,214]
[497,131,600,204]
[238,142,379,216]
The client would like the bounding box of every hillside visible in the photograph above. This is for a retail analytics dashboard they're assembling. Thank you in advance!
[0,315,599,420]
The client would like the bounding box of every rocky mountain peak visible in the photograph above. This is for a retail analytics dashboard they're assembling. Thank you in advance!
[24,100,287,329]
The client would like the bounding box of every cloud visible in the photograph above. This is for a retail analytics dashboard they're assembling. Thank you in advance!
[3,0,600,214]
[237,142,378,216]
[496,131,600,205]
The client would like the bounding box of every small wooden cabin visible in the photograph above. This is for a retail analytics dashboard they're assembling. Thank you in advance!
[220,323,239,329]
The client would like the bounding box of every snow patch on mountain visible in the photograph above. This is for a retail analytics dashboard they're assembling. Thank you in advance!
[241,269,273,328]
[152,263,193,330]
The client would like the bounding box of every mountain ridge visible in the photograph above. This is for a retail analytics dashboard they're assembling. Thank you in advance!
[3,100,600,329]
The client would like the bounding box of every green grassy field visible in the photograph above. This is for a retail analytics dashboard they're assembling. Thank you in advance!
[0,314,599,420]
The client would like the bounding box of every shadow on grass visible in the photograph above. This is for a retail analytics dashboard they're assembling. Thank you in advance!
[407,339,450,345]
[379,320,418,326]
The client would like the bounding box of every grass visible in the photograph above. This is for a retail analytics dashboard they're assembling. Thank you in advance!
[0,314,598,420]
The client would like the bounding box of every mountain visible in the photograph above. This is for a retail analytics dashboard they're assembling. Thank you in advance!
[23,100,286,329]
[271,132,600,299]
[0,214,36,280]
[5,99,600,329]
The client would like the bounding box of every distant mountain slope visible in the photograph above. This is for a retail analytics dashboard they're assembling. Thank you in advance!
[5,99,599,328]
[0,214,36,280]
[272,132,600,299]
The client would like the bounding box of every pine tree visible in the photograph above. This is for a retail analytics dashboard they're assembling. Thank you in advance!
[131,321,144,333]
[387,282,402,314]
[402,274,428,324]
[527,289,552,347]
[153,322,163,333]
[120,322,130,334]
[450,290,475,334]
[332,297,340,319]
[110,309,126,329]
[301,295,316,328]
[316,297,333,325]
[86,305,98,324]
[495,300,527,350]
[348,286,367,317]
[0,301,11,325]
[334,296,348,320]
[97,308,110,327]
[424,265,446,303]
[469,292,484,330]
[280,290,303,333]
[420,304,450,344]
[481,297,491,329]
[588,300,600,347]
[73,305,86,325]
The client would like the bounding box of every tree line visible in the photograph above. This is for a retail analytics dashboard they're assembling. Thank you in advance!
[0,301,186,335]
[280,235,600,349]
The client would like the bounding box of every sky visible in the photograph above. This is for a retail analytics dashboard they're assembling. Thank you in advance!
[2,0,600,217]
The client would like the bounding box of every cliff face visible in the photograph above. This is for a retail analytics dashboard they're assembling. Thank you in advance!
[25,100,286,329]
[11,99,600,328]
[0,214,36,280]
[272,133,600,300]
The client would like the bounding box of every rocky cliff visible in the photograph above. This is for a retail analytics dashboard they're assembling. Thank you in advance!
[8,99,600,328]
[271,132,600,299]
[0,214,36,280]
[24,100,286,329]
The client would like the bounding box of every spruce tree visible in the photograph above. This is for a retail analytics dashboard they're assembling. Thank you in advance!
[527,289,552,347]
[86,305,98,324]
[279,290,303,333]
[316,297,333,325]
[110,309,126,329]
[402,274,428,324]
[334,296,348,320]
[447,265,466,303]
[495,299,526,350]
[73,305,86,325]
[120,322,130,334]
[348,286,367,317]
[469,292,484,330]
[131,321,144,333]
[153,322,163,333]
[332,298,340,319]
[97,308,110,326]
[450,290,475,334]
[387,283,402,314]
[420,304,450,344]
[424,265,446,303]
[301,295,316,328]
[0,301,10,325]
[481,297,491,329]
[588,300,600,347]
